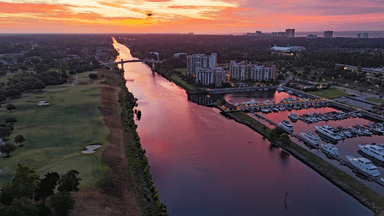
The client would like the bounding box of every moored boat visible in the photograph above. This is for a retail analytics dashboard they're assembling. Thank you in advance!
[279,120,294,133]
[300,132,319,147]
[359,143,384,162]
[320,144,339,156]
[346,155,380,177]
[315,126,341,141]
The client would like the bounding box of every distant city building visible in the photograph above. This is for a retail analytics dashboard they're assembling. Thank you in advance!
[277,32,286,37]
[307,34,317,39]
[286,29,295,37]
[255,31,262,36]
[187,53,217,77]
[357,32,368,38]
[174,53,187,57]
[196,67,226,87]
[271,44,306,52]
[324,31,333,38]
[230,61,277,82]
[247,33,256,36]
[271,32,278,37]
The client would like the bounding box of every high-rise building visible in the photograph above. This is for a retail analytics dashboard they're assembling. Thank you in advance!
[255,31,262,36]
[286,29,295,37]
[357,32,368,38]
[196,67,226,87]
[271,32,278,37]
[230,61,277,82]
[307,34,317,39]
[187,53,217,77]
[324,31,333,38]
[277,32,286,37]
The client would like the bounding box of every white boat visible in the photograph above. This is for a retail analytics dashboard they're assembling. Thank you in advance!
[300,132,319,147]
[261,108,269,114]
[320,144,339,156]
[359,143,384,162]
[288,113,298,121]
[315,126,341,141]
[279,120,293,133]
[287,90,294,94]
[346,155,380,177]
[276,86,284,91]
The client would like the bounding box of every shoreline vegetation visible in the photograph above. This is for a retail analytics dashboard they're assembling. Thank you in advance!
[214,103,384,216]
[96,67,168,215]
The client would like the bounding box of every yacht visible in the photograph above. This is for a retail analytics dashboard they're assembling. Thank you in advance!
[261,108,269,114]
[276,86,284,91]
[315,126,342,141]
[287,90,294,94]
[272,107,279,112]
[320,144,339,156]
[346,155,380,177]
[279,120,294,133]
[288,113,298,121]
[300,132,319,147]
[359,143,384,162]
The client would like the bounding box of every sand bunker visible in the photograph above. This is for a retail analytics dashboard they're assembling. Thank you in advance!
[81,144,102,154]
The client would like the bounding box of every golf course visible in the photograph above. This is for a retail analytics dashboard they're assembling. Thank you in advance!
[0,71,109,188]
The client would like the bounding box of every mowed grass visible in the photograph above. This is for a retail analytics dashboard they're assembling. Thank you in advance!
[170,74,198,92]
[366,97,384,105]
[308,88,351,99]
[174,68,187,75]
[0,71,109,188]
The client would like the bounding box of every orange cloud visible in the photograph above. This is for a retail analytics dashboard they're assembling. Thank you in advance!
[0,2,72,14]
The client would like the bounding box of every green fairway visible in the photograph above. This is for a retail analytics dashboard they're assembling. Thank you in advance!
[0,71,109,188]
[308,88,351,99]
[366,97,384,105]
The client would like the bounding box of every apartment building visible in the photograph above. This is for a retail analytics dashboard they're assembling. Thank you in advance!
[230,61,277,82]
[196,67,226,87]
[186,53,217,76]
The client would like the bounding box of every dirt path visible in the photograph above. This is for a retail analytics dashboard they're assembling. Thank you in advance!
[71,73,140,216]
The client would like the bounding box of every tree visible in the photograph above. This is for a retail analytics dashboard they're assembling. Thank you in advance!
[4,116,17,125]
[50,192,75,216]
[6,197,38,216]
[137,110,142,120]
[279,133,291,146]
[88,74,98,79]
[11,163,40,200]
[268,130,275,141]
[35,172,60,205]
[58,170,81,193]
[33,81,45,91]
[0,143,16,157]
[14,135,26,146]
[0,183,13,205]
[220,98,227,105]
[6,104,17,113]
[0,127,12,139]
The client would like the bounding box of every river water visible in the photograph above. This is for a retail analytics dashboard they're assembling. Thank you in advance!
[112,38,372,216]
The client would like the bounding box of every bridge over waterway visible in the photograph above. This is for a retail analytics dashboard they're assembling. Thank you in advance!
[102,59,163,71]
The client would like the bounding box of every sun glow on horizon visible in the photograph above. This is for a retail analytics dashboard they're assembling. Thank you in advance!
[1,0,384,33]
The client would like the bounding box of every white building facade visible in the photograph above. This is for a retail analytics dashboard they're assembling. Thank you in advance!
[230,60,277,82]
[187,53,217,77]
[196,67,225,87]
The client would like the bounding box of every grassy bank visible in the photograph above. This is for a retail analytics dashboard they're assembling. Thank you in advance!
[226,110,384,215]
[0,71,108,188]
[308,88,351,99]
[366,97,384,105]
[170,75,199,92]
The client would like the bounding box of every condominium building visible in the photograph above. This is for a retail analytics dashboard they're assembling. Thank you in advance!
[324,31,333,38]
[357,32,368,38]
[230,61,277,82]
[186,53,217,76]
[196,67,225,87]
[307,34,317,39]
[286,29,295,37]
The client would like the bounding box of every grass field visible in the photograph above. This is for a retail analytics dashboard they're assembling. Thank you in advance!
[170,74,198,92]
[308,88,351,99]
[366,97,384,105]
[0,71,109,188]
[174,68,187,75]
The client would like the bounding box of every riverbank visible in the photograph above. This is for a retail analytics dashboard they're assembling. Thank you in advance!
[71,67,167,215]
[215,104,384,216]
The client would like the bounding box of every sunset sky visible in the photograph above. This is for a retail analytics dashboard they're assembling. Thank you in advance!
[1,0,384,34]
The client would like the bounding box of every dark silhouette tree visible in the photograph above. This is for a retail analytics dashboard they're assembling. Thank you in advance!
[35,172,60,205]
[6,104,17,113]
[14,135,26,146]
[4,116,17,125]
[58,170,81,193]
[0,143,16,157]
[50,192,75,216]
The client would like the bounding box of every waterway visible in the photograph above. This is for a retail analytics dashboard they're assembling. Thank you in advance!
[112,38,372,216]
